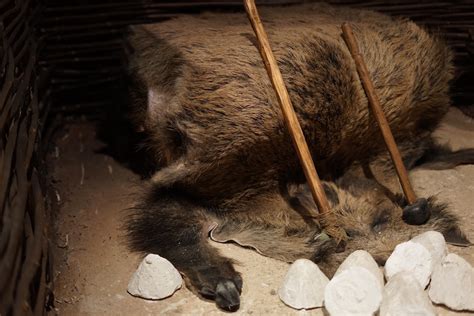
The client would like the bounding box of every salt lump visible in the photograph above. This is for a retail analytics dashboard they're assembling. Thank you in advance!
[325,266,382,315]
[429,253,474,311]
[411,231,448,268]
[278,259,329,309]
[334,250,384,288]
[384,241,432,288]
[380,273,435,316]
[324,251,383,315]
[279,232,472,314]
[128,254,182,300]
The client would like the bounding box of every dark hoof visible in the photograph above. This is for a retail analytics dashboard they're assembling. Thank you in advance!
[402,198,430,225]
[215,279,241,312]
[199,276,242,312]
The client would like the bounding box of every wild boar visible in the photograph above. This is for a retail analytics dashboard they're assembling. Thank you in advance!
[125,3,473,311]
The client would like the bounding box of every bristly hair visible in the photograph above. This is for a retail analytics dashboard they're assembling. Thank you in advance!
[425,196,471,246]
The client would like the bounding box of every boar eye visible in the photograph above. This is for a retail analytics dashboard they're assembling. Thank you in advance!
[345,229,360,238]
[371,211,390,234]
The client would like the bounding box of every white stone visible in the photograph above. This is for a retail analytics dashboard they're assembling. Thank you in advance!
[384,241,432,288]
[324,266,382,315]
[429,253,474,311]
[380,272,435,316]
[411,231,448,268]
[127,254,182,300]
[335,250,384,288]
[278,259,329,309]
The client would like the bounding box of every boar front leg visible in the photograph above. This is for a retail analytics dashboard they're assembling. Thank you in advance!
[126,188,242,311]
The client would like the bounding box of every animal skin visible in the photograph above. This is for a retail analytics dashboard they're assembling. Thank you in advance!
[124,4,473,311]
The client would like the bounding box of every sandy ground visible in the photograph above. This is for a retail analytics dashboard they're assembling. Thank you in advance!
[48,108,473,315]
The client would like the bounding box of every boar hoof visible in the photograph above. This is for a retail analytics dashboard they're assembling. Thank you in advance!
[200,277,242,312]
[402,198,430,225]
[215,279,241,311]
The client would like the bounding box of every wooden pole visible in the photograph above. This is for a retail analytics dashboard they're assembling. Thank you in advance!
[341,23,417,205]
[244,1,347,243]
[244,0,347,241]
[243,0,331,216]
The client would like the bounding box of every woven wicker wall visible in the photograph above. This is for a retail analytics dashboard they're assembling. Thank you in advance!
[0,0,53,315]
[40,0,474,118]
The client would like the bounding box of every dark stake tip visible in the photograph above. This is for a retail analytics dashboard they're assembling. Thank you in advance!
[402,198,430,225]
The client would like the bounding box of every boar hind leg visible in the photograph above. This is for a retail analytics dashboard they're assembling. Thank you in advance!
[126,188,242,311]
[356,137,474,196]
[413,143,474,170]
[373,137,474,172]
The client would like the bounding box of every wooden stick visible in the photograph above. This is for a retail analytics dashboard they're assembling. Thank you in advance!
[243,0,331,217]
[341,23,417,205]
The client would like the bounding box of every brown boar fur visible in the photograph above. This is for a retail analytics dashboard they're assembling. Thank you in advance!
[125,3,473,311]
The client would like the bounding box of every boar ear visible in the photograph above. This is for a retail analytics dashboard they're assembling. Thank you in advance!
[443,226,472,247]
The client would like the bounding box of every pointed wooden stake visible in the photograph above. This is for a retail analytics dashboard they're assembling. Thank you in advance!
[244,0,346,241]
[341,23,417,205]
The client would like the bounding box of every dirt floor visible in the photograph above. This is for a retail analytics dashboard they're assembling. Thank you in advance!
[48,108,473,315]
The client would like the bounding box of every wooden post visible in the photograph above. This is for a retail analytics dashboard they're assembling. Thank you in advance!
[341,23,417,205]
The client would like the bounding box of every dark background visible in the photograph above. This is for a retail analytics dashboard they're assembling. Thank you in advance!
[40,0,474,120]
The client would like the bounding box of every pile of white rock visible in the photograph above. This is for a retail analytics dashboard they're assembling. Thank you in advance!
[126,231,472,314]
[279,231,474,314]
